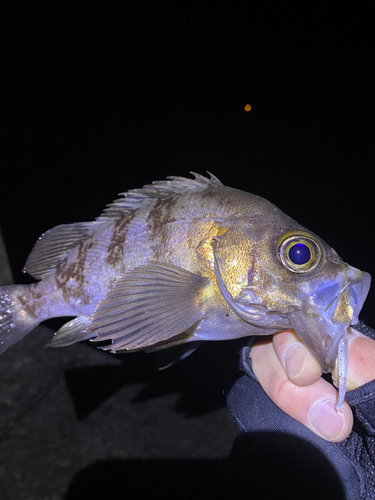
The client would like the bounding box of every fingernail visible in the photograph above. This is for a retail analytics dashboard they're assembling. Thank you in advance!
[308,400,345,441]
[284,343,308,379]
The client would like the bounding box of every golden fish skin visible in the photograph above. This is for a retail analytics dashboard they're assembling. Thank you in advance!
[0,173,370,406]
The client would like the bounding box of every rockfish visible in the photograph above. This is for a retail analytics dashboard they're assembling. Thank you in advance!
[0,173,370,407]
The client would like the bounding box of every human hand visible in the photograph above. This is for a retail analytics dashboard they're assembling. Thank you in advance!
[250,328,375,442]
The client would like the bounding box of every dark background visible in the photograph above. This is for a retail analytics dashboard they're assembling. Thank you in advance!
[1,2,375,499]
[2,1,375,321]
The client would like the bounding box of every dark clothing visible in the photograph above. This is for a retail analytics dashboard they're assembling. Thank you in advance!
[227,322,375,500]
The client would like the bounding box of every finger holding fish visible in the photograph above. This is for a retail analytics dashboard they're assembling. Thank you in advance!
[251,333,353,442]
[251,327,375,442]
[272,329,322,386]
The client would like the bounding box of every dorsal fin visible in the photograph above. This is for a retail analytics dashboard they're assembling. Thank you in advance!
[97,172,222,220]
[24,173,222,279]
[24,222,96,279]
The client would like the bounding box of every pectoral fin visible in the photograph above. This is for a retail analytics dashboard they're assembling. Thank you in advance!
[86,262,209,352]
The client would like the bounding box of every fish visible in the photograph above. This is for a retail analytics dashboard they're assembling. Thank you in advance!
[0,173,371,408]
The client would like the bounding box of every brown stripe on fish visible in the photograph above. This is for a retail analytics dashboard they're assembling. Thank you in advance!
[146,195,179,260]
[105,213,135,266]
[55,240,94,303]
[11,283,46,320]
[17,290,39,319]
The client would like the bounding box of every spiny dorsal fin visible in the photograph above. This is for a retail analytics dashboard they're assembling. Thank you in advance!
[24,173,222,279]
[97,171,222,220]
[24,222,96,279]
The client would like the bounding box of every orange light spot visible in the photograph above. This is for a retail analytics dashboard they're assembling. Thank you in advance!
[244,104,251,112]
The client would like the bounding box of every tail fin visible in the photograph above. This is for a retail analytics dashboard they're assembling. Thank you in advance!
[0,285,39,354]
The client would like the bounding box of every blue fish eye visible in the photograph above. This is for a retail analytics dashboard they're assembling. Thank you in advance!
[288,243,311,265]
[277,232,322,274]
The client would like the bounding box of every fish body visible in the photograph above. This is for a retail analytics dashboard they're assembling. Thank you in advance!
[0,173,370,406]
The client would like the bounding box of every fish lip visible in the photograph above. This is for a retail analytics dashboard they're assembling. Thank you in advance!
[349,270,371,322]
[312,267,371,325]
[289,267,371,372]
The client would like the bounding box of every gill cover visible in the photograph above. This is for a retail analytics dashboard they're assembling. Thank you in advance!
[212,239,289,330]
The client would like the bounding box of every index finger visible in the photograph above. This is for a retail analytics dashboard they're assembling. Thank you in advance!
[272,329,322,387]
[250,336,353,442]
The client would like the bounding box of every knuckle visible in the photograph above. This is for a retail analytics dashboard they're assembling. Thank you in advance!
[267,369,291,405]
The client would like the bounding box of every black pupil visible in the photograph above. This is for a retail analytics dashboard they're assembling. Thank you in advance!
[288,243,311,265]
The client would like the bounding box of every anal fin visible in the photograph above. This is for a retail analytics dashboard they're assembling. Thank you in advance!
[46,316,94,347]
[87,262,210,352]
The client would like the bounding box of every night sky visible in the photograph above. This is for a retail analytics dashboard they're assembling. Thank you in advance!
[2,1,375,325]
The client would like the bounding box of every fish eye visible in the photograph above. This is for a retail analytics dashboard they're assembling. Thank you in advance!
[288,243,311,265]
[277,232,323,274]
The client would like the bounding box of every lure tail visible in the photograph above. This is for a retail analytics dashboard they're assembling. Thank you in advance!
[0,285,39,354]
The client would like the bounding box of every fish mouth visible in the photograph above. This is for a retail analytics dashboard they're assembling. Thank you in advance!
[288,266,371,372]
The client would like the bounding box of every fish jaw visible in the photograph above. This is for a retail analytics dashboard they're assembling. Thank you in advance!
[288,266,371,373]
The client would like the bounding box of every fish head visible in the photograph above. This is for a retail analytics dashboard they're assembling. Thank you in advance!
[277,235,371,371]
[213,221,371,372]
